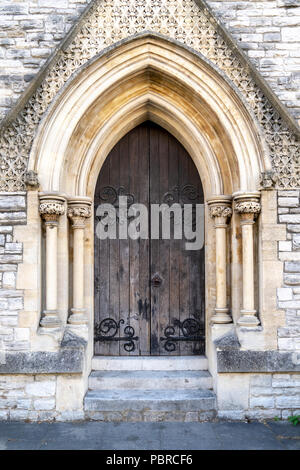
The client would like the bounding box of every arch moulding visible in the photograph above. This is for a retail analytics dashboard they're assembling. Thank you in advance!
[29,35,270,198]
[22,35,281,360]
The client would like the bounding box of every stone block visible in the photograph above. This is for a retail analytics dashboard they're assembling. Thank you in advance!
[33,398,55,410]
[285,261,300,272]
[282,26,300,42]
[276,395,300,408]
[9,410,29,421]
[278,241,292,251]
[2,272,16,289]
[249,396,275,408]
[277,287,293,300]
[284,274,300,285]
[217,410,245,420]
[25,380,56,397]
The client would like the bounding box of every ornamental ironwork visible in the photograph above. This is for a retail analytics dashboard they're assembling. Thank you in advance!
[160,318,205,353]
[94,317,138,352]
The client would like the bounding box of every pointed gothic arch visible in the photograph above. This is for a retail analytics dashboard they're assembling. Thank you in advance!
[29,34,270,198]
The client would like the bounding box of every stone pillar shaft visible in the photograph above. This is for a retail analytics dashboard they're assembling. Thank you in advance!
[208,196,233,324]
[234,192,261,327]
[39,194,65,328]
[241,218,255,312]
[67,197,92,325]
[46,223,58,311]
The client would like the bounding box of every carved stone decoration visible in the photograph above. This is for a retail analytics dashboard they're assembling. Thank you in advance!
[0,0,299,191]
[260,170,278,190]
[24,170,39,189]
[233,192,261,327]
[39,193,66,330]
[235,201,261,218]
[209,205,233,219]
[67,197,92,326]
[68,205,92,228]
[207,195,233,324]
[39,200,65,224]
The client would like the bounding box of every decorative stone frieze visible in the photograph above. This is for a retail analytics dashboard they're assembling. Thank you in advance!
[234,192,261,328]
[67,197,92,326]
[0,0,299,192]
[208,196,233,324]
[39,194,66,329]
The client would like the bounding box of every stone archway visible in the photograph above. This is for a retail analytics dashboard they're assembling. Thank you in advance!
[26,34,271,366]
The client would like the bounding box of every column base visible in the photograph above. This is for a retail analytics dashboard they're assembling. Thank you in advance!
[68,308,88,325]
[237,310,260,327]
[211,308,232,324]
[40,310,62,329]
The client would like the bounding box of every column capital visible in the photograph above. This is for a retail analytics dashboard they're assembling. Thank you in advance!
[39,193,66,224]
[233,192,261,222]
[207,196,232,226]
[67,197,92,229]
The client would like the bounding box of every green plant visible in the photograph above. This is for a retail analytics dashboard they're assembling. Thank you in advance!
[288,415,300,426]
[273,416,280,421]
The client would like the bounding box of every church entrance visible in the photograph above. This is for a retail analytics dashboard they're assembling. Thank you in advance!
[94,122,205,356]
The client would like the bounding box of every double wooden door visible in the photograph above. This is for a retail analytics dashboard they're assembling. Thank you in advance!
[94,122,205,356]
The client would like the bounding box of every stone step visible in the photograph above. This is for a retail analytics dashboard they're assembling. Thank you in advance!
[88,370,213,390]
[84,389,217,422]
[91,355,208,371]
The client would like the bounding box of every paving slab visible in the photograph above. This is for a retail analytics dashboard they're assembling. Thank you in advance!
[0,421,299,450]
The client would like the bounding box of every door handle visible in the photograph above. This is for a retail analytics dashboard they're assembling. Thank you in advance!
[151,274,162,287]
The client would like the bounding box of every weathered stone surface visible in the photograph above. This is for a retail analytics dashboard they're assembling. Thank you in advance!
[0,349,85,374]
[0,196,25,211]
[217,350,300,373]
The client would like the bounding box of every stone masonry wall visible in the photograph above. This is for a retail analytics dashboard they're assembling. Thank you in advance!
[248,373,300,419]
[0,374,85,421]
[0,194,27,352]
[0,0,92,121]
[219,373,300,420]
[0,0,300,122]
[207,0,300,123]
[277,190,300,353]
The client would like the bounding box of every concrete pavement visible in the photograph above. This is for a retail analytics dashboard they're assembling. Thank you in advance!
[0,420,299,450]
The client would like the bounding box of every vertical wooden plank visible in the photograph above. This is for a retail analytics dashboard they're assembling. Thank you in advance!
[108,144,120,356]
[150,125,160,355]
[168,133,180,356]
[157,128,170,355]
[119,133,130,356]
[178,144,191,355]
[94,156,110,355]
[138,124,150,355]
[128,127,141,355]
[187,151,204,355]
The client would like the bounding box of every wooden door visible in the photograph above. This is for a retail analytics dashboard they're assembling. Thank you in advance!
[94,122,205,356]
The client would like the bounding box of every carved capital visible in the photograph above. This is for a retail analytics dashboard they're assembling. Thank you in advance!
[39,194,66,224]
[207,196,232,227]
[209,205,233,219]
[235,201,261,215]
[67,198,92,229]
[68,206,91,228]
[233,192,261,223]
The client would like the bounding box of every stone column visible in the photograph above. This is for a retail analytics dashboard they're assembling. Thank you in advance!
[234,192,261,327]
[39,194,65,328]
[67,197,92,325]
[207,196,233,324]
